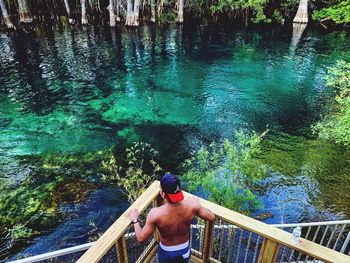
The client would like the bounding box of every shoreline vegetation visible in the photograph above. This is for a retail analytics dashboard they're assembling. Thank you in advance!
[0,0,349,30]
[0,1,349,261]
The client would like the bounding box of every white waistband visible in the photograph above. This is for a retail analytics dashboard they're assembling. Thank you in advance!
[159,240,190,252]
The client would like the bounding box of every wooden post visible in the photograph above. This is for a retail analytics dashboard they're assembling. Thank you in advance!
[202,220,214,262]
[153,194,163,242]
[116,235,128,263]
[258,238,280,263]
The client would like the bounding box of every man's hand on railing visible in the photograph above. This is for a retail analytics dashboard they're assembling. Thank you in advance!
[129,209,139,223]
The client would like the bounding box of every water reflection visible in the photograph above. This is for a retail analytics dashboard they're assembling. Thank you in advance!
[0,23,350,260]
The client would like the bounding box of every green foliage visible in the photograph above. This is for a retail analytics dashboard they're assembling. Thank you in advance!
[272,10,283,24]
[210,0,272,23]
[313,61,350,145]
[102,142,163,202]
[5,224,33,241]
[182,129,268,213]
[312,0,350,24]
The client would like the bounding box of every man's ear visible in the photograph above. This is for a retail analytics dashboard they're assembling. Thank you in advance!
[160,189,165,199]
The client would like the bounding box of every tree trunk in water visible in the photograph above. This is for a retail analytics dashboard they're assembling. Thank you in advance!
[291,22,307,47]
[125,0,133,26]
[81,0,88,24]
[150,0,155,23]
[116,0,121,21]
[107,0,116,27]
[17,0,33,23]
[157,0,164,18]
[132,0,140,26]
[0,0,14,28]
[293,0,308,23]
[64,0,74,24]
[177,0,183,23]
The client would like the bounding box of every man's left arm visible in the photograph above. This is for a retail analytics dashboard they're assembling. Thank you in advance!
[129,209,156,243]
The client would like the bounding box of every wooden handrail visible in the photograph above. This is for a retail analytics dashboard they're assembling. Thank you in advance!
[182,191,350,263]
[78,181,350,263]
[77,181,160,263]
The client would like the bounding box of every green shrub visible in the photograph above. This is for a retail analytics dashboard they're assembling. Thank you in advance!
[182,129,268,213]
[102,142,163,202]
[313,61,350,146]
[312,0,350,24]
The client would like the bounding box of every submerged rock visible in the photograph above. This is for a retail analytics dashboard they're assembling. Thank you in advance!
[254,212,274,221]
[52,179,96,204]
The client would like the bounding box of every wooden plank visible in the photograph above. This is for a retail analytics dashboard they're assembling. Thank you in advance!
[202,220,214,262]
[115,239,122,263]
[139,240,158,263]
[77,181,160,263]
[121,236,128,263]
[191,255,203,263]
[183,191,350,263]
[257,238,280,263]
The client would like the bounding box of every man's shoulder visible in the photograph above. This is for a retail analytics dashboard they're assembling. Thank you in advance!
[147,207,164,220]
[183,197,200,209]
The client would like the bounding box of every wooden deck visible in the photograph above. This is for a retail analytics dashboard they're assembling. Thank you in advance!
[77,181,350,263]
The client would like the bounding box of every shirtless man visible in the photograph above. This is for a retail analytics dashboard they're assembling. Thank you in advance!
[129,173,215,263]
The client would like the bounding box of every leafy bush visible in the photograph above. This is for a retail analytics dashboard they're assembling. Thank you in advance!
[312,0,350,24]
[313,61,350,145]
[102,142,163,202]
[5,224,32,242]
[182,129,268,213]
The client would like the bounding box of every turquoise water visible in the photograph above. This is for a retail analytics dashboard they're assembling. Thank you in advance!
[1,24,350,259]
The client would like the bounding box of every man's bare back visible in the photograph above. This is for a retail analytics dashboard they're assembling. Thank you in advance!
[149,197,214,245]
[129,174,215,262]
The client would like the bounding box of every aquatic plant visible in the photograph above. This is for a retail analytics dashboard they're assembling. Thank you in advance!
[313,61,350,146]
[182,129,268,213]
[5,224,32,242]
[102,142,164,202]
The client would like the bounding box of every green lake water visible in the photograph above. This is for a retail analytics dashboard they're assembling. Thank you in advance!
[0,23,350,260]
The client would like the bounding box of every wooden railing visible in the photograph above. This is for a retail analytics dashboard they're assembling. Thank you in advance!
[77,181,350,263]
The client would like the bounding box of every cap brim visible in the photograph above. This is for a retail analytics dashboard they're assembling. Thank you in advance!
[167,190,184,203]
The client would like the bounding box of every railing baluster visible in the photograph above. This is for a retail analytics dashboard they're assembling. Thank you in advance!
[116,235,128,263]
[279,245,286,263]
[257,238,280,263]
[333,224,347,250]
[218,219,224,260]
[252,235,261,263]
[243,232,253,263]
[202,220,214,263]
[227,226,235,263]
[303,225,321,262]
[327,224,339,248]
[320,225,329,246]
[304,225,312,239]
[340,227,350,253]
[235,228,244,263]
[199,220,204,253]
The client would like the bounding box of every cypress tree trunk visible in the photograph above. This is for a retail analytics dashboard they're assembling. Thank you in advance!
[125,0,133,26]
[81,0,88,24]
[157,0,164,18]
[64,0,75,24]
[0,0,14,28]
[17,0,33,23]
[116,0,121,22]
[293,0,308,23]
[150,0,155,22]
[291,22,307,47]
[132,0,140,26]
[177,0,184,23]
[107,0,116,27]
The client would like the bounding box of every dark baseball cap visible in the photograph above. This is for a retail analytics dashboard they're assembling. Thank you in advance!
[160,173,184,203]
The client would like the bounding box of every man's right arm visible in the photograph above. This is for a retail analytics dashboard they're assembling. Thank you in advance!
[193,198,215,221]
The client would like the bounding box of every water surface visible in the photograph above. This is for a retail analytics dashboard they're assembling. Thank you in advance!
[1,23,350,260]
